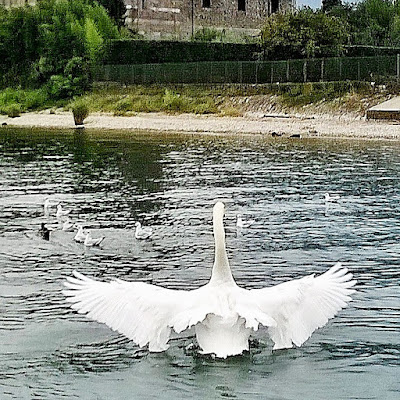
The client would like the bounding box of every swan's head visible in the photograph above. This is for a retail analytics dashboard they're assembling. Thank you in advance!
[213,201,225,216]
[135,222,141,228]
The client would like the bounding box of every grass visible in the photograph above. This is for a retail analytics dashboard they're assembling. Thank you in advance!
[0,88,53,115]
[1,81,394,118]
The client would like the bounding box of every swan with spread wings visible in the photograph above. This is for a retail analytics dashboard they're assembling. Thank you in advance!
[63,202,356,358]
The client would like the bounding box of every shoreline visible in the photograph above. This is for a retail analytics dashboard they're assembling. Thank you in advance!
[1,110,400,140]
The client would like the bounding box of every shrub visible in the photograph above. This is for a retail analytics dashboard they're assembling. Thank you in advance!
[71,99,90,125]
[162,89,188,113]
[5,104,22,118]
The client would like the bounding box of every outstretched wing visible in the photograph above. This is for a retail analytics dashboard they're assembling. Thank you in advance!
[248,263,356,350]
[63,271,209,352]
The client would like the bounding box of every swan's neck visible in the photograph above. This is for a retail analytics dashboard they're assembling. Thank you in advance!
[210,204,235,285]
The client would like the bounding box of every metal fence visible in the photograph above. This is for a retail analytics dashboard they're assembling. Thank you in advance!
[94,55,400,85]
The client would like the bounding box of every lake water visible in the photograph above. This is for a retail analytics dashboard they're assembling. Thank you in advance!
[0,128,399,400]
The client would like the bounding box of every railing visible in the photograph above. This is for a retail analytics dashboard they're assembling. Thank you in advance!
[94,55,400,85]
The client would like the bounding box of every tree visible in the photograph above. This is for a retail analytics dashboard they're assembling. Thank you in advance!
[96,0,126,26]
[0,0,121,95]
[322,0,342,13]
[261,8,349,59]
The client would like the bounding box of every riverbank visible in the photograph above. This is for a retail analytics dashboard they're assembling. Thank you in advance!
[1,109,400,139]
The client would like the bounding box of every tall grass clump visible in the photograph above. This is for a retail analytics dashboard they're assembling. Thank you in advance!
[71,98,90,125]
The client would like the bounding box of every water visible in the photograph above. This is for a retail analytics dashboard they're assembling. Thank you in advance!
[0,128,399,399]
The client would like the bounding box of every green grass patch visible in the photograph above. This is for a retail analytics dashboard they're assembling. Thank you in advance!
[0,87,56,115]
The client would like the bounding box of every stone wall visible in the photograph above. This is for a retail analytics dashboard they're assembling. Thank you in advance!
[126,0,295,39]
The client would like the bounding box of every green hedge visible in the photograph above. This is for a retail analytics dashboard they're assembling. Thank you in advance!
[103,40,262,64]
[345,46,400,57]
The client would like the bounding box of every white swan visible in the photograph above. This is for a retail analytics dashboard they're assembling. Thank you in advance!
[63,202,356,358]
[135,221,153,240]
[84,230,105,247]
[74,224,88,243]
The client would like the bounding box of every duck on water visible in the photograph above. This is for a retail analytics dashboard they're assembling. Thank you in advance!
[63,202,356,358]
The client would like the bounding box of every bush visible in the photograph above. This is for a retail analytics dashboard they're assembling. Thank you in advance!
[162,89,187,113]
[5,104,22,118]
[71,99,90,125]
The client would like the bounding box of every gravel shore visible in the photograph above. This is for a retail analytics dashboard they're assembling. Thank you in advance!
[1,110,400,140]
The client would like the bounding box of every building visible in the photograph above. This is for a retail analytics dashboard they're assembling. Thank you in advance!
[0,0,295,40]
[125,0,295,39]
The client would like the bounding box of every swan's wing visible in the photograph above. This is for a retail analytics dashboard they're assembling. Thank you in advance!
[248,263,356,350]
[63,271,209,352]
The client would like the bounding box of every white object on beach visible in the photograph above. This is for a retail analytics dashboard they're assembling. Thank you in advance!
[56,204,71,222]
[74,224,88,243]
[135,221,153,240]
[63,202,356,358]
[325,193,340,202]
[84,230,105,247]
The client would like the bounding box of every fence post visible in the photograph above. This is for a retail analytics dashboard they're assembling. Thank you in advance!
[397,54,400,82]
[357,61,361,81]
[303,60,307,83]
[321,60,324,82]
[339,59,342,80]
[271,64,274,84]
[225,62,228,84]
[239,62,243,84]
[255,62,258,84]
[286,60,290,82]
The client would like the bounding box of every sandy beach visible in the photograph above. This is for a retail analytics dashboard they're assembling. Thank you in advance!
[1,110,399,139]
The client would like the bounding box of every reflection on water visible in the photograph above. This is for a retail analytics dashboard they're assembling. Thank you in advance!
[0,129,399,399]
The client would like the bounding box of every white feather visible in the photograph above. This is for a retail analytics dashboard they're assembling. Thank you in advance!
[63,202,356,358]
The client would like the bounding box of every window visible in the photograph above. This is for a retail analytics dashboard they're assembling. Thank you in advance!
[238,0,245,12]
[271,0,279,13]
[202,0,210,8]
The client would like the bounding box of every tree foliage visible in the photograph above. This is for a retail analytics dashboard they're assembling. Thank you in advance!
[261,8,349,59]
[0,0,120,96]
[96,0,126,26]
[262,1,400,59]
[326,0,400,47]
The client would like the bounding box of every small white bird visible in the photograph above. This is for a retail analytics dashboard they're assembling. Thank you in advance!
[44,198,58,217]
[62,218,75,232]
[236,213,254,229]
[56,204,71,223]
[64,202,356,358]
[325,193,341,202]
[84,230,105,247]
[74,224,88,243]
[135,221,153,240]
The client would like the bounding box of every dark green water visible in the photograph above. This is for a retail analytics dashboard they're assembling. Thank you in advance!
[0,128,399,399]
